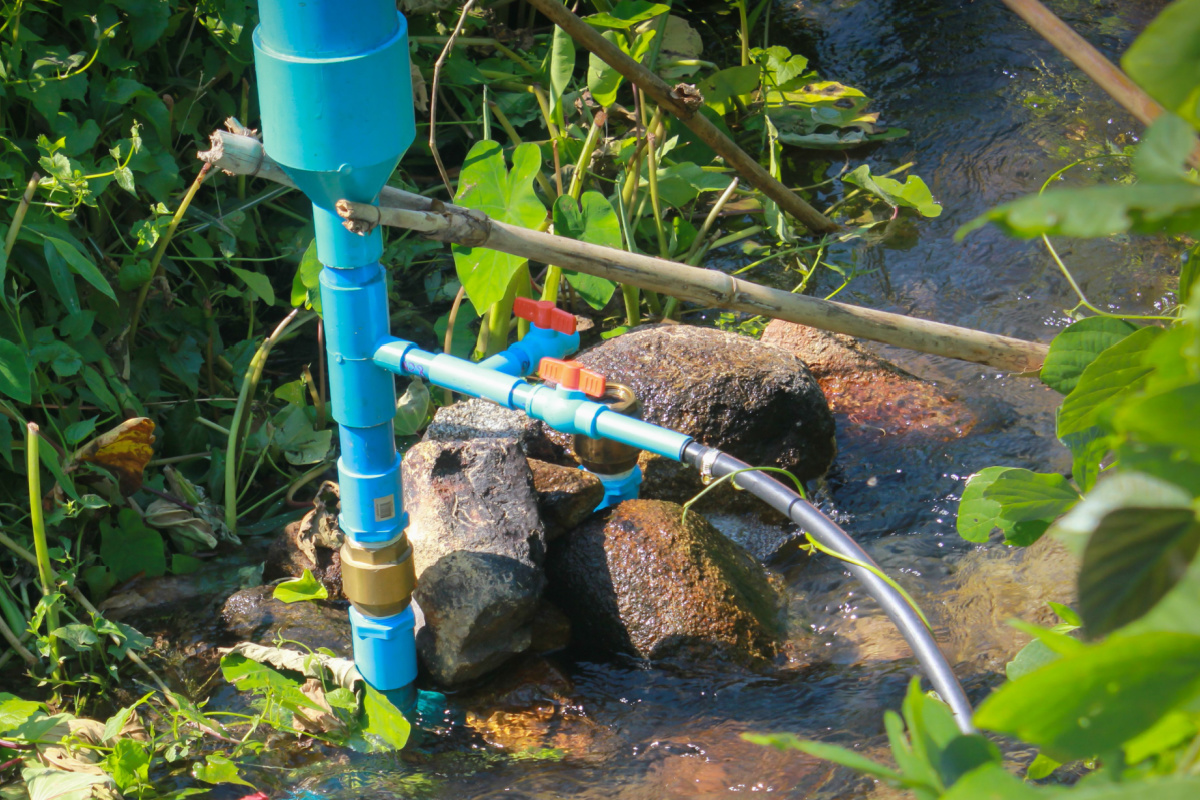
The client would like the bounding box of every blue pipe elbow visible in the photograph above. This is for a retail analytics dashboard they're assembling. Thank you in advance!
[479,326,581,377]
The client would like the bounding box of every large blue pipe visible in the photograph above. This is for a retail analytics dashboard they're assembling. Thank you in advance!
[254,0,419,701]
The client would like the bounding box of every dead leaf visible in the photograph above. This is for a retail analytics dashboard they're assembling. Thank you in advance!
[68,418,156,496]
[292,678,346,735]
[411,61,428,113]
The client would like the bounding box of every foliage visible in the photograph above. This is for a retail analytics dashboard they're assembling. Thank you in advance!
[747,0,1200,793]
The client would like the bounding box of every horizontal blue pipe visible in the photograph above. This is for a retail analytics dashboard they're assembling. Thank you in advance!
[373,338,692,461]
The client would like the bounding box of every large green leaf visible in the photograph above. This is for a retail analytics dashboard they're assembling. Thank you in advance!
[0,339,31,404]
[1056,325,1163,439]
[1122,0,1200,128]
[1135,113,1198,182]
[230,265,275,306]
[973,632,1200,761]
[357,684,412,752]
[956,183,1200,240]
[99,508,165,582]
[272,568,329,603]
[1067,776,1200,800]
[0,693,42,733]
[983,468,1080,524]
[588,31,625,106]
[937,763,1043,800]
[192,754,254,788]
[1078,504,1200,638]
[957,466,1042,544]
[452,141,547,312]
[1052,471,1193,556]
[45,235,117,303]
[585,0,670,29]
[553,192,620,309]
[1040,317,1138,395]
[1114,380,1200,453]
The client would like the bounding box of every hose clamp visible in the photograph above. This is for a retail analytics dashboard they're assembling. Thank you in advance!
[699,448,719,485]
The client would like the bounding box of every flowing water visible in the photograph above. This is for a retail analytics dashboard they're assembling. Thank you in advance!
[276,1,1181,796]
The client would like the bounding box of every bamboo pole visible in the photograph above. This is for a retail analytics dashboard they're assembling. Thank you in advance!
[1001,0,1200,167]
[524,0,838,235]
[198,129,1047,372]
[338,199,1048,372]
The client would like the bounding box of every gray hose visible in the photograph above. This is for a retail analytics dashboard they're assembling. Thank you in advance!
[681,442,976,734]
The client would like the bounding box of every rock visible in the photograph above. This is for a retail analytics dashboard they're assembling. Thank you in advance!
[528,458,604,539]
[263,481,344,599]
[424,397,566,463]
[403,437,547,576]
[413,550,544,685]
[221,585,352,657]
[760,321,974,439]
[570,325,836,481]
[528,600,572,654]
[547,499,784,662]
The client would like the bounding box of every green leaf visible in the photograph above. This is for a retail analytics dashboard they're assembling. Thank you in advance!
[936,735,1002,788]
[293,239,323,313]
[1040,317,1138,395]
[956,183,1200,241]
[973,632,1200,761]
[229,266,275,306]
[1052,471,1193,557]
[394,377,431,437]
[433,296,477,360]
[588,31,625,106]
[272,568,329,603]
[358,684,412,752]
[983,469,1080,524]
[0,693,43,733]
[1078,505,1200,638]
[1025,751,1060,780]
[938,762,1044,800]
[1114,380,1200,454]
[1123,711,1196,765]
[191,754,254,788]
[548,26,576,126]
[100,508,166,582]
[585,0,670,29]
[741,733,903,782]
[553,192,621,308]
[44,236,116,302]
[43,238,80,314]
[21,767,111,800]
[1122,0,1200,128]
[1135,113,1198,182]
[844,165,943,218]
[0,339,32,404]
[1005,638,1061,681]
[453,141,547,312]
[52,622,99,651]
[698,65,760,114]
[1057,325,1163,439]
[105,738,150,792]
[1067,776,1200,800]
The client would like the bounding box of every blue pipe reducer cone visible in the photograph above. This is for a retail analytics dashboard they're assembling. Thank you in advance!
[253,0,419,707]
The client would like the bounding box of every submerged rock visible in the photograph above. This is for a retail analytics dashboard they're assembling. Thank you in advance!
[413,550,543,685]
[263,481,344,598]
[760,321,974,439]
[220,584,352,657]
[571,324,836,480]
[547,499,784,662]
[528,458,604,539]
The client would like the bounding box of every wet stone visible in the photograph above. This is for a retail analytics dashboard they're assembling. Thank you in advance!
[424,397,566,463]
[413,550,544,685]
[527,458,604,540]
[547,499,785,663]
[220,584,352,657]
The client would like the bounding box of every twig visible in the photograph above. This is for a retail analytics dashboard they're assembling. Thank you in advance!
[128,164,213,345]
[430,0,478,196]
[442,285,468,405]
[4,173,40,258]
[0,613,38,669]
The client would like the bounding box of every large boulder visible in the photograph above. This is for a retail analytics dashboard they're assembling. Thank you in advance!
[424,397,565,463]
[570,325,836,480]
[547,499,784,662]
[402,437,547,683]
[413,550,543,684]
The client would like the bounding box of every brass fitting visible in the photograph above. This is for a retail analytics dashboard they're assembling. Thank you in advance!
[573,382,643,475]
[339,533,416,618]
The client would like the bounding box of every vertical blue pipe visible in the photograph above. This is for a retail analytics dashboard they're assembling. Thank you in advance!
[254,0,418,701]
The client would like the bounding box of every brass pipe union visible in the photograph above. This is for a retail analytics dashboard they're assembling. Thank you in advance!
[573,382,643,475]
[339,534,416,618]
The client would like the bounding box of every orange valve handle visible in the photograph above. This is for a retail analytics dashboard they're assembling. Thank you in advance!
[538,357,606,398]
[513,297,577,335]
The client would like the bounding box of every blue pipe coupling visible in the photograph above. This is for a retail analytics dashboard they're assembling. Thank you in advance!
[349,605,418,693]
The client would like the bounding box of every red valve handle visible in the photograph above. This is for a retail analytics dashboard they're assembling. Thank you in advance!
[538,357,606,398]
[513,297,577,335]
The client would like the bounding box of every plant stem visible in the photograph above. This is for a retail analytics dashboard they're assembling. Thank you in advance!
[429,0,478,196]
[224,309,311,532]
[0,613,37,669]
[686,178,739,263]
[25,423,59,680]
[542,119,607,304]
[3,172,39,258]
[128,163,212,345]
[485,271,521,356]
[487,101,557,199]
[737,0,750,67]
[621,283,641,328]
[644,133,670,259]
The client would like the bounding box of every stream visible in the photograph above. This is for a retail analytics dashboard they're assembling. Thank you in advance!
[273,1,1178,797]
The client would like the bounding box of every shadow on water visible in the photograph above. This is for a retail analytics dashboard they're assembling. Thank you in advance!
[282,1,1183,797]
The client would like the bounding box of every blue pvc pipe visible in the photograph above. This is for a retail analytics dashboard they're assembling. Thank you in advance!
[374,339,693,461]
